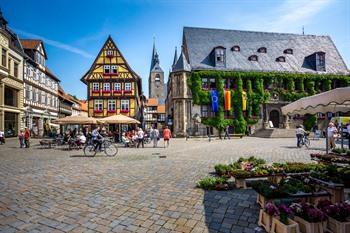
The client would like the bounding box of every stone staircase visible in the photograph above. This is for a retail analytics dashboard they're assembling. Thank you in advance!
[252,128,296,138]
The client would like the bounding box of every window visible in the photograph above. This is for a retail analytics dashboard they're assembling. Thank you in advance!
[248,55,258,61]
[94,99,103,111]
[111,65,118,74]
[114,83,121,91]
[47,94,51,107]
[316,52,325,71]
[276,56,286,62]
[214,47,225,66]
[33,88,38,102]
[155,74,160,82]
[104,65,110,74]
[284,49,293,54]
[108,100,116,111]
[1,48,6,67]
[106,50,113,56]
[125,82,132,91]
[201,105,208,118]
[14,62,18,77]
[5,86,18,107]
[41,93,46,105]
[8,58,11,74]
[231,45,240,52]
[257,47,267,53]
[92,83,99,91]
[25,84,32,100]
[103,83,110,91]
[202,78,208,89]
[209,78,216,89]
[121,99,129,112]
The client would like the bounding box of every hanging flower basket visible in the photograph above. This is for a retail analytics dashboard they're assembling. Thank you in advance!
[271,217,300,233]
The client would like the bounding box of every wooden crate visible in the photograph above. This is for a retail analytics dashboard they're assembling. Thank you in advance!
[326,217,350,233]
[294,216,325,233]
[270,217,300,233]
[325,187,345,203]
[258,209,272,232]
[256,193,270,208]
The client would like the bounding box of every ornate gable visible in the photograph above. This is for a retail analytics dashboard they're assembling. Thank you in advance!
[81,36,139,83]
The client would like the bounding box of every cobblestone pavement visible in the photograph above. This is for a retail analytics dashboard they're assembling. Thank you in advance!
[0,137,326,233]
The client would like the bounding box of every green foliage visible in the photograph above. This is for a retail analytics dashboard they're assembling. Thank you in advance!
[303,115,316,131]
[305,79,316,95]
[214,164,233,176]
[196,176,227,190]
[251,180,286,198]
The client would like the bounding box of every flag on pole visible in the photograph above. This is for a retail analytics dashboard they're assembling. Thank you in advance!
[224,90,231,111]
[210,90,219,113]
[242,91,247,111]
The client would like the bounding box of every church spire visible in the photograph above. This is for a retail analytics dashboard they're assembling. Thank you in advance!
[172,47,178,70]
[150,37,158,71]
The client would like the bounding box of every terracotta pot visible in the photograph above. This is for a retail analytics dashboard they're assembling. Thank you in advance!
[294,216,325,233]
[258,209,272,232]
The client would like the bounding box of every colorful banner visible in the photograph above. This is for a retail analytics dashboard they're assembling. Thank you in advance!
[242,91,247,111]
[210,90,219,113]
[224,90,231,111]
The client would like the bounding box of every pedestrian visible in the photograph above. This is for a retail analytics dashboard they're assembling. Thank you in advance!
[224,125,230,140]
[327,122,337,149]
[0,129,5,145]
[150,126,159,148]
[163,126,171,148]
[295,125,305,148]
[18,129,25,148]
[92,126,102,151]
[24,127,31,148]
[347,123,350,149]
[137,128,145,148]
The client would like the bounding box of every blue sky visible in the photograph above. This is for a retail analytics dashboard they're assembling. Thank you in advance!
[2,0,350,99]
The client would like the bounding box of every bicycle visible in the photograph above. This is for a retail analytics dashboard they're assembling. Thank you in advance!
[300,133,311,148]
[83,137,118,157]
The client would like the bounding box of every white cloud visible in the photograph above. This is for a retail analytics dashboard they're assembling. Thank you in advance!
[13,28,94,58]
[233,0,334,33]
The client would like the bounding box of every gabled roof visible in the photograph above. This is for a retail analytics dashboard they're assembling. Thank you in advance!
[173,46,191,72]
[81,35,141,84]
[183,26,349,75]
[20,39,47,59]
[146,98,158,106]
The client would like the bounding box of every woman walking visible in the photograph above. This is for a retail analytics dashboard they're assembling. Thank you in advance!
[163,126,172,148]
[150,126,159,148]
[24,127,31,148]
[18,130,25,148]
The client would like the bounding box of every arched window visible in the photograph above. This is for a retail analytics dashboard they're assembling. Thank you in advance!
[231,45,240,52]
[248,55,258,61]
[257,47,267,53]
[284,49,293,54]
[276,56,286,62]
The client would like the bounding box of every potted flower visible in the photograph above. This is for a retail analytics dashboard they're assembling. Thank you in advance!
[270,204,300,233]
[290,202,327,233]
[317,199,350,233]
[258,202,279,232]
[251,181,287,208]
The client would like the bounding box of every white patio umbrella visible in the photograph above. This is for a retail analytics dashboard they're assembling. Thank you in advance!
[52,115,98,125]
[281,87,350,115]
[98,115,140,124]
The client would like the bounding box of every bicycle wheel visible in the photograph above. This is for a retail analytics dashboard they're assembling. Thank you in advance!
[104,144,118,157]
[84,144,96,156]
[304,139,310,148]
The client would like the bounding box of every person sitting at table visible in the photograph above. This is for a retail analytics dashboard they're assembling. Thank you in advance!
[121,133,130,147]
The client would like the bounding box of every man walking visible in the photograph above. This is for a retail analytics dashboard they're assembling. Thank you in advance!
[224,125,230,140]
[24,127,31,148]
[137,128,145,148]
[163,126,171,148]
[295,125,305,148]
[150,126,159,148]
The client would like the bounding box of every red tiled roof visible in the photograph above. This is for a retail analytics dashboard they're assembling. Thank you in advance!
[147,98,158,106]
[157,105,165,113]
[20,39,42,50]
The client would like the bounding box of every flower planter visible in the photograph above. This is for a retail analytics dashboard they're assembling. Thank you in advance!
[308,195,331,206]
[258,209,272,232]
[257,193,271,208]
[270,217,300,233]
[326,217,350,233]
[294,216,325,233]
[268,175,284,185]
[234,178,247,189]
[324,187,345,203]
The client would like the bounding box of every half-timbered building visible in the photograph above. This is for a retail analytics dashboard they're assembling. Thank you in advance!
[81,36,143,124]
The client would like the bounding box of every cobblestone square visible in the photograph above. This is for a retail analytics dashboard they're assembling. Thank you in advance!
[0,137,325,233]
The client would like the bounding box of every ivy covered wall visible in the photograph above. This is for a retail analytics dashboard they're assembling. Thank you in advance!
[188,70,350,134]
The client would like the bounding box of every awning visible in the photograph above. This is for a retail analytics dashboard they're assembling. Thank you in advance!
[281,87,350,115]
[98,114,140,124]
[52,115,98,125]
[49,123,60,128]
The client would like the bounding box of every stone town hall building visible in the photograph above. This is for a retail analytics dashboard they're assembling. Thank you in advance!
[166,27,349,137]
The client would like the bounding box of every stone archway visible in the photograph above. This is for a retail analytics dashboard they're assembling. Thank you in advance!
[269,110,280,128]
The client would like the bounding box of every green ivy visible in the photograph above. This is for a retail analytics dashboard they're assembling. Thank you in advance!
[188,70,350,134]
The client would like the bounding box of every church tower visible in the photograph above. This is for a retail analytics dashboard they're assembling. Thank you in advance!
[149,40,165,103]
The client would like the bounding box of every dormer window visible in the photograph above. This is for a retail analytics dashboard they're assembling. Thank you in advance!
[231,45,240,52]
[213,46,226,67]
[257,47,267,53]
[284,49,293,54]
[104,65,110,74]
[248,55,258,61]
[106,50,114,57]
[276,56,286,62]
[316,52,326,71]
